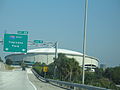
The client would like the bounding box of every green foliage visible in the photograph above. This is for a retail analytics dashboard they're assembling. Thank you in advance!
[33,62,46,77]
[33,66,44,76]
[5,64,15,70]
[104,66,120,84]
[32,53,82,82]
[85,72,96,84]
[55,53,82,82]
[88,78,119,90]
[85,68,120,89]
[32,54,120,89]
[94,68,105,80]
[47,63,55,79]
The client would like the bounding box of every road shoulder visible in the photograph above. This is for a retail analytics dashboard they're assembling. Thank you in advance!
[27,73,65,90]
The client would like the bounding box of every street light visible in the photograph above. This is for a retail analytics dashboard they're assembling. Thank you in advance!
[82,0,88,84]
[54,41,58,79]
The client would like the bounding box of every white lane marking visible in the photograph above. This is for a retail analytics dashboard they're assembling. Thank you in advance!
[26,73,37,90]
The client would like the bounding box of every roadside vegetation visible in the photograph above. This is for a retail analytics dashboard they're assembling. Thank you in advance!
[33,53,120,89]
[5,64,15,70]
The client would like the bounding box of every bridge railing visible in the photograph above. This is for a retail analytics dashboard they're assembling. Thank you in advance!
[32,69,109,90]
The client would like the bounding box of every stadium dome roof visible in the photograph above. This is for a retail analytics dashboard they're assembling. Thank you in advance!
[27,48,83,56]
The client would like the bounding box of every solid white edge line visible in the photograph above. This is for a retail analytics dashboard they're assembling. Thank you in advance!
[26,72,37,90]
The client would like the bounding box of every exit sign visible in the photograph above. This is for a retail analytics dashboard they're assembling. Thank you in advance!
[4,34,28,53]
[17,31,28,35]
[34,40,43,43]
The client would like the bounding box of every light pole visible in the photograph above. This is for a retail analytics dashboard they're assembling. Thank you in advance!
[82,0,88,84]
[55,42,58,60]
[54,41,58,79]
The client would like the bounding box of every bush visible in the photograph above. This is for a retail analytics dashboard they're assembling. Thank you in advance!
[104,66,120,84]
[33,66,44,77]
[88,78,119,90]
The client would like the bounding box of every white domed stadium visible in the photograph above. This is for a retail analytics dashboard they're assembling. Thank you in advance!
[5,48,99,69]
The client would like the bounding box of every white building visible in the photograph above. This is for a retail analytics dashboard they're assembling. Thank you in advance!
[5,48,99,69]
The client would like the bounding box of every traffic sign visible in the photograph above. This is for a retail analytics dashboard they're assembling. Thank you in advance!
[17,31,28,34]
[4,34,28,53]
[43,66,48,72]
[34,40,43,43]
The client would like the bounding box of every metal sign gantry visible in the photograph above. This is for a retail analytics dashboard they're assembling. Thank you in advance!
[0,33,58,79]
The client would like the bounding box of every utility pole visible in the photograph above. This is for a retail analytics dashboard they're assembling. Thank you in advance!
[54,41,58,79]
[55,41,58,61]
[82,0,88,84]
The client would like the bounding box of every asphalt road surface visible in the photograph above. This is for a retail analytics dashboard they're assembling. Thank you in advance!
[0,70,36,90]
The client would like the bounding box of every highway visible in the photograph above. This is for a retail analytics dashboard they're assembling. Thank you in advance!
[27,70,65,90]
[0,70,36,90]
[0,63,108,90]
[0,68,65,90]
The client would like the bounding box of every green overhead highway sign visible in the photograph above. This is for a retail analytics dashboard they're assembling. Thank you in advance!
[4,34,28,53]
[17,31,28,34]
[34,40,43,43]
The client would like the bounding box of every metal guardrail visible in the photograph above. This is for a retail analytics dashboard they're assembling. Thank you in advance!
[32,69,109,90]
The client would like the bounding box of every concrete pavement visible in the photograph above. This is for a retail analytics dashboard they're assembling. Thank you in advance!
[27,72,65,90]
[0,68,65,90]
[0,71,36,90]
[26,68,65,90]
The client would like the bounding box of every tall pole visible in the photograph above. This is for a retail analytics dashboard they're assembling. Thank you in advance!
[54,41,58,79]
[82,0,88,84]
[55,41,58,60]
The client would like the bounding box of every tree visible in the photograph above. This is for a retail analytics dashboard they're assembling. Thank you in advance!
[55,53,82,82]
[32,54,120,89]
[95,68,104,79]
[47,63,55,78]
[85,68,120,89]
[6,59,13,65]
[111,66,120,84]
[104,66,120,84]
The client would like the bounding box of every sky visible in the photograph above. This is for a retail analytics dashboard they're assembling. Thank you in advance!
[0,0,120,67]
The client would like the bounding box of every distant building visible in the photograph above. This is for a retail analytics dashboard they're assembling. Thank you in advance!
[5,48,99,69]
